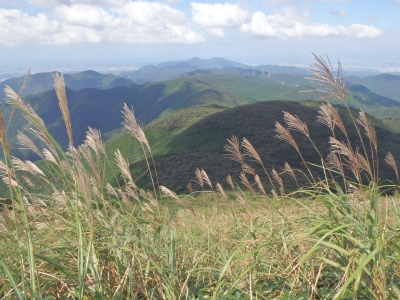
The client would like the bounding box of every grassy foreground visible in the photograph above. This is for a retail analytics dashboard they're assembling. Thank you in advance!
[0,55,400,299]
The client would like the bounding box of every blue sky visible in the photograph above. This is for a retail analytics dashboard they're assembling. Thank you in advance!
[1,0,400,71]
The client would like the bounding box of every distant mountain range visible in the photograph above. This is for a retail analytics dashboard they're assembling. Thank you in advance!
[118,57,310,84]
[2,72,400,162]
[0,70,133,100]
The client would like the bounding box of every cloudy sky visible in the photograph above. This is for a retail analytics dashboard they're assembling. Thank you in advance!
[1,0,400,71]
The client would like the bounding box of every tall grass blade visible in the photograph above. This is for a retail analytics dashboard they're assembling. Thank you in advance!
[0,257,24,300]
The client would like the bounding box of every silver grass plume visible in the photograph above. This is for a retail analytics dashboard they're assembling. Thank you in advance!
[53,73,73,146]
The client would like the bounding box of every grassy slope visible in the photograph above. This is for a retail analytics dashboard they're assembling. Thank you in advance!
[107,100,400,193]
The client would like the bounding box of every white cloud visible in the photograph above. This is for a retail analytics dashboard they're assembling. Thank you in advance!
[0,8,60,46]
[164,0,182,4]
[0,2,205,46]
[113,2,204,43]
[395,0,400,5]
[54,5,118,28]
[191,2,249,28]
[330,9,348,18]
[27,0,129,7]
[207,27,225,37]
[240,10,382,39]
[347,24,382,38]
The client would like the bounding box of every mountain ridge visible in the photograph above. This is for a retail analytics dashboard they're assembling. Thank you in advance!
[0,70,133,101]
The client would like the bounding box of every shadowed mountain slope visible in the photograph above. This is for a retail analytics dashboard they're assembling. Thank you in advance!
[108,101,400,193]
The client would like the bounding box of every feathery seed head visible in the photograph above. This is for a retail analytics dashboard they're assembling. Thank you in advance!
[357,110,377,149]
[216,183,227,198]
[160,186,179,200]
[226,174,235,190]
[283,111,309,137]
[275,122,299,152]
[242,138,262,164]
[240,172,254,193]
[385,152,399,183]
[53,72,73,146]
[201,169,213,190]
[306,53,347,102]
[224,136,243,163]
[121,103,151,152]
[254,174,266,195]
[17,131,43,159]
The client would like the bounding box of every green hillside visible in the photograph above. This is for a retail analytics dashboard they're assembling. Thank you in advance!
[347,73,400,101]
[0,70,133,100]
[106,101,400,193]
[187,73,400,117]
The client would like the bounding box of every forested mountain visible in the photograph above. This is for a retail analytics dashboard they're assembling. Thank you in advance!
[0,70,133,100]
